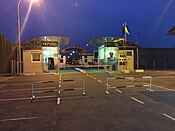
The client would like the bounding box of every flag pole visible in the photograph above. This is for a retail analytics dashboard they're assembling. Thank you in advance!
[122,23,125,70]
[125,22,127,70]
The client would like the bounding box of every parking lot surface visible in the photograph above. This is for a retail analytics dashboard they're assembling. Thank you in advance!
[0,70,175,131]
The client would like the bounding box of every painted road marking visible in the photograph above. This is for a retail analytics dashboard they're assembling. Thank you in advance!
[1,86,57,92]
[0,97,30,102]
[0,117,39,122]
[57,97,60,104]
[0,95,57,102]
[58,73,62,90]
[131,97,144,105]
[163,113,175,121]
[98,80,102,83]
[0,84,6,89]
[0,77,13,82]
[115,89,123,93]
[93,77,96,80]
[152,84,175,91]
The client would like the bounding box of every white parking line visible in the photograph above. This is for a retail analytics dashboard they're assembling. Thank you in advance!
[163,113,175,121]
[152,84,175,91]
[1,88,31,92]
[0,84,6,89]
[0,77,13,82]
[115,89,123,93]
[0,116,39,122]
[93,77,96,80]
[57,97,60,104]
[98,80,102,83]
[0,97,30,102]
[131,97,144,105]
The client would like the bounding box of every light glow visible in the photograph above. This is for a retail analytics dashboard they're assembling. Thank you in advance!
[21,0,40,35]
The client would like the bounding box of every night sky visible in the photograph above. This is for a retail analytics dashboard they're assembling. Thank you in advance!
[0,0,175,50]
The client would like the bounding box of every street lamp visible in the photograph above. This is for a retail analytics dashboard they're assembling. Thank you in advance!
[17,0,39,74]
[17,0,22,74]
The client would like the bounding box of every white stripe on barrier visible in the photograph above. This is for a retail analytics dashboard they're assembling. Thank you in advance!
[126,85,135,88]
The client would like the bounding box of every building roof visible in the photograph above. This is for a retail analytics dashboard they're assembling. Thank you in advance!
[167,26,175,35]
[87,37,140,48]
[21,36,69,50]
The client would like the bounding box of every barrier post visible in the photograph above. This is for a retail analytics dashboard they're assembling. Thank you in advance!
[105,76,152,94]
[106,78,109,94]
[31,78,86,101]
[82,79,85,95]
[150,76,152,91]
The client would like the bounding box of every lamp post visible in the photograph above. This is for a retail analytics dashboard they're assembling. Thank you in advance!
[17,0,39,74]
[18,0,22,74]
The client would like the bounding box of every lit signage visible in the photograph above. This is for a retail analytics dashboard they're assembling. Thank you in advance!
[42,42,58,47]
[105,42,118,47]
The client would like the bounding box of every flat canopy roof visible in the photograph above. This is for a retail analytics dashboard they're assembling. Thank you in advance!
[167,26,175,35]
[87,37,140,48]
[21,36,69,50]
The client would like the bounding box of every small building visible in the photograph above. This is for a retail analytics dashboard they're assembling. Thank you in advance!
[87,37,139,71]
[22,36,69,73]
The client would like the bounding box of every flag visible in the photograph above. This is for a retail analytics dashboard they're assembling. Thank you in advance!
[122,23,130,35]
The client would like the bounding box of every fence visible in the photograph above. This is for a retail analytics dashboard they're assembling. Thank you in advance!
[31,78,85,101]
[105,76,152,94]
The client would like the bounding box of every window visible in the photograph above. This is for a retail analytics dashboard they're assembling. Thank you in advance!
[84,56,87,58]
[84,59,87,62]
[127,52,132,56]
[31,53,41,62]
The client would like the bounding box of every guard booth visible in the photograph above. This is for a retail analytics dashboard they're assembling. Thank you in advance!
[87,37,137,71]
[22,36,69,73]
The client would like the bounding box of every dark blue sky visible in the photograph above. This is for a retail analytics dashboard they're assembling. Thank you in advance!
[0,0,175,49]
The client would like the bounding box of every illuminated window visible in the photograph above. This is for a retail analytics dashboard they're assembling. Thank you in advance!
[127,52,132,56]
[31,53,41,62]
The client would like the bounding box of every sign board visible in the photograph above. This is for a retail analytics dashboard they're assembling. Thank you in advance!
[42,42,58,47]
[41,36,69,45]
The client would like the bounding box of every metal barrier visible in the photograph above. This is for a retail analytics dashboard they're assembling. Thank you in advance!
[105,76,152,94]
[31,78,85,101]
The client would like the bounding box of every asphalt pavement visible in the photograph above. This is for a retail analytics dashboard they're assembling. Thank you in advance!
[0,70,175,131]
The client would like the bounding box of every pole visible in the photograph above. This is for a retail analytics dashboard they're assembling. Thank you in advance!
[124,22,127,70]
[136,48,139,69]
[18,0,22,74]
[57,42,60,74]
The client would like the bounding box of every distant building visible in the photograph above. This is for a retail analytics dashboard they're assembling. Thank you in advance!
[139,48,175,70]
